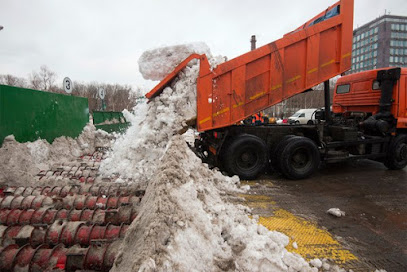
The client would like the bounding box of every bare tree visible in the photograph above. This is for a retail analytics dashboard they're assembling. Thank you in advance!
[29,65,57,91]
[0,74,27,87]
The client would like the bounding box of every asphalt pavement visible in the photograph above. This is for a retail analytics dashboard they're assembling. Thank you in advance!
[243,159,407,272]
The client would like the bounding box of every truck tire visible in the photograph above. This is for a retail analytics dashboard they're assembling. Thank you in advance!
[278,137,320,179]
[223,134,267,180]
[307,120,314,125]
[384,134,407,170]
[270,135,299,172]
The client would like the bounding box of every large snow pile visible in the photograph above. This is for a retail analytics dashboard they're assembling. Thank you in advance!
[138,42,211,81]
[100,43,221,188]
[0,124,109,187]
[101,43,318,271]
[111,135,315,272]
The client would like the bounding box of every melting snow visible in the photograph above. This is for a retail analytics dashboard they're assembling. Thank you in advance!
[327,208,346,218]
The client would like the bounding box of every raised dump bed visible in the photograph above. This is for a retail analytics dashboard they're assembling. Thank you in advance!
[147,0,354,132]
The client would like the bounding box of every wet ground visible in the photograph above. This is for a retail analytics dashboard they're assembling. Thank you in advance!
[245,160,407,271]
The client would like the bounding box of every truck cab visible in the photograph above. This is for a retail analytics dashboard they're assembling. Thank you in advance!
[333,67,407,130]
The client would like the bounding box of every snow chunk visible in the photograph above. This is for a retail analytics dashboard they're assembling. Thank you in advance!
[327,208,346,217]
[309,258,322,268]
[138,42,211,81]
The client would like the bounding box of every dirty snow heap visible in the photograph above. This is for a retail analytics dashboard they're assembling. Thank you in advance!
[102,43,317,271]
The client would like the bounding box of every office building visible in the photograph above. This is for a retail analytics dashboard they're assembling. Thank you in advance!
[351,14,407,73]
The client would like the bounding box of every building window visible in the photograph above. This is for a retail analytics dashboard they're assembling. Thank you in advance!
[373,51,377,57]
[374,27,378,34]
[392,32,407,38]
[390,56,394,63]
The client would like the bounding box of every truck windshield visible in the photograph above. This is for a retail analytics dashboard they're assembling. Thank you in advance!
[291,112,302,117]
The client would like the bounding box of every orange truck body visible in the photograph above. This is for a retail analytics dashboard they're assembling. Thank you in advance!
[333,68,407,129]
[147,0,354,132]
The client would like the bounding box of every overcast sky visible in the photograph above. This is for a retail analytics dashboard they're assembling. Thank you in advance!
[1,0,406,90]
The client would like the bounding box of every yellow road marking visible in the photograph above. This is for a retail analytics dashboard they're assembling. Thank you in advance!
[241,193,358,266]
[259,210,358,264]
[239,194,276,209]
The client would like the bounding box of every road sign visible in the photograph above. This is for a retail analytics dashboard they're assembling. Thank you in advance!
[63,77,72,94]
[98,88,105,99]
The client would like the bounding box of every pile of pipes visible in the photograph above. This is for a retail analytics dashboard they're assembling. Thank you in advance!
[0,150,143,271]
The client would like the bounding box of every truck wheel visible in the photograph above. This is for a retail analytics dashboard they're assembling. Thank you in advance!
[384,134,407,170]
[270,135,299,172]
[279,137,320,179]
[307,120,314,125]
[223,134,267,180]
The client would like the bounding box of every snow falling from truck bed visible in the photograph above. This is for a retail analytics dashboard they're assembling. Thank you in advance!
[100,42,223,188]
[102,43,318,271]
[138,42,211,81]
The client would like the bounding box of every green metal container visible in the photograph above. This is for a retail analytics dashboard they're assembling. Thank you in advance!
[0,85,89,145]
[93,111,130,133]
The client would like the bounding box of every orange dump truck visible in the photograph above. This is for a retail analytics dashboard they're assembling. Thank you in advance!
[147,0,407,179]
